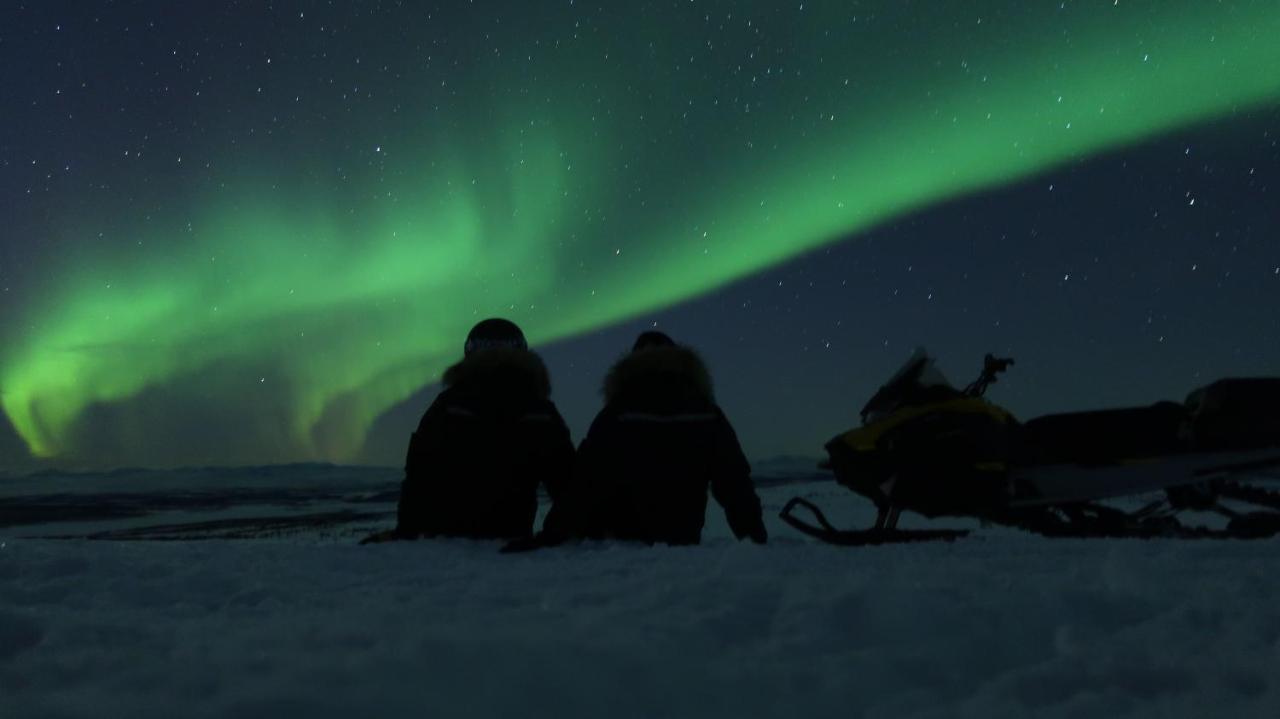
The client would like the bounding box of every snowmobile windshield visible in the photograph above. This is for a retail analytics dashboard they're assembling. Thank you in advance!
[860,349,958,424]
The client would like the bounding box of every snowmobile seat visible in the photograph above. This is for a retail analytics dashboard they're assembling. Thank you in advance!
[1186,378,1280,450]
[1015,401,1189,466]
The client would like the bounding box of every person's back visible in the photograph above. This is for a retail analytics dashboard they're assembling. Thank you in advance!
[393,319,573,540]
[558,332,767,545]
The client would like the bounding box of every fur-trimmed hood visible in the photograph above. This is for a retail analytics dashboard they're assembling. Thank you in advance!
[603,345,714,406]
[442,348,552,399]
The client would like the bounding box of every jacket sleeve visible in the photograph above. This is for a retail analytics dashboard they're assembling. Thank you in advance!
[708,408,768,543]
[395,399,449,537]
[538,403,576,505]
[542,409,611,539]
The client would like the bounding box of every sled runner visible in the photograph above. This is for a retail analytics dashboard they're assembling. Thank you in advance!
[784,351,1280,544]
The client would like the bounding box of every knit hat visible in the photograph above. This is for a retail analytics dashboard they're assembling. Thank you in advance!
[464,318,528,356]
[631,330,676,352]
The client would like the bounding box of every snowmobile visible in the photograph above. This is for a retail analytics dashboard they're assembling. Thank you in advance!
[780,350,1280,544]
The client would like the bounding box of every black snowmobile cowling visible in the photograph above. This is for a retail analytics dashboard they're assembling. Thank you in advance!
[1187,378,1280,450]
[782,351,1280,544]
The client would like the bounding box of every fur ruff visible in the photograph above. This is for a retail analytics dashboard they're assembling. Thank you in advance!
[442,348,552,398]
[603,346,714,404]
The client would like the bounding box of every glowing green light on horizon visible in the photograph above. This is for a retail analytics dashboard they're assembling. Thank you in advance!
[4,2,1279,464]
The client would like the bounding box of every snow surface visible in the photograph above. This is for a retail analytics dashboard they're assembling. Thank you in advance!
[3,463,1280,718]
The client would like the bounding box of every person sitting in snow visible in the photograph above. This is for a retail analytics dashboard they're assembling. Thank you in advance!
[543,331,767,546]
[363,318,574,543]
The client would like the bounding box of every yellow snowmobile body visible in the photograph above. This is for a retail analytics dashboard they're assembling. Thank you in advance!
[826,395,1018,519]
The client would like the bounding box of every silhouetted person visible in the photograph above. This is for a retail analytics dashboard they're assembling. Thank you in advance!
[365,318,573,543]
[545,331,767,545]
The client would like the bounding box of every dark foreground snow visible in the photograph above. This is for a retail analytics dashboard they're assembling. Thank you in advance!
[2,464,1279,718]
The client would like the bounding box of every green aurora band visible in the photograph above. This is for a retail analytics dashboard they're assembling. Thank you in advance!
[4,2,1280,464]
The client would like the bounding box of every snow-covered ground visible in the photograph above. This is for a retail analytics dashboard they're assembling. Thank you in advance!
[3,463,1279,718]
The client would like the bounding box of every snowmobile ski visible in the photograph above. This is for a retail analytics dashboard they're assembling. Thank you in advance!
[779,498,968,545]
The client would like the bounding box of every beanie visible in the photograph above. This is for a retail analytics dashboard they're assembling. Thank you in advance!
[631,330,676,352]
[464,318,528,355]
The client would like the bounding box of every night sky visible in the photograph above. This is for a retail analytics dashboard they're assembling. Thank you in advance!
[1,1,1277,473]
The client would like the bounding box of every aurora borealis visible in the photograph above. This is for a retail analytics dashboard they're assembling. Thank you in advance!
[2,2,1279,471]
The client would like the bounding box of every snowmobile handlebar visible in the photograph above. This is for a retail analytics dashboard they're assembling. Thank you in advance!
[964,354,1015,397]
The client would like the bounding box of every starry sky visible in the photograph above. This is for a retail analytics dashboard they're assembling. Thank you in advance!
[1,1,1278,473]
